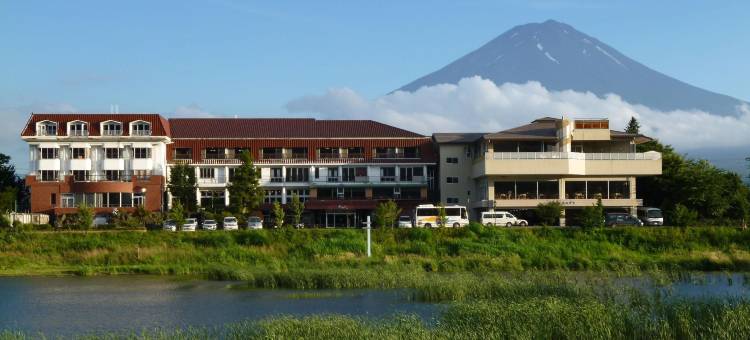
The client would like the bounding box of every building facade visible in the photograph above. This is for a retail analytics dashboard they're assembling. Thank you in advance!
[21,114,171,217]
[433,117,662,226]
[21,114,436,227]
[167,118,436,227]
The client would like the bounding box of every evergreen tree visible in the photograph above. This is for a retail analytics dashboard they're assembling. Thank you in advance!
[168,201,186,230]
[626,117,640,134]
[289,193,305,227]
[227,151,263,215]
[272,201,285,228]
[0,153,27,212]
[167,164,197,211]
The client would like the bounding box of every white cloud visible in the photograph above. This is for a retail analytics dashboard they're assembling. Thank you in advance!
[286,76,750,149]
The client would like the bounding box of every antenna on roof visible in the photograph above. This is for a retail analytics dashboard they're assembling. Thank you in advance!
[115,104,119,114]
[110,104,114,114]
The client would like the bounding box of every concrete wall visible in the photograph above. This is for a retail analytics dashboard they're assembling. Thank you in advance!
[437,144,476,206]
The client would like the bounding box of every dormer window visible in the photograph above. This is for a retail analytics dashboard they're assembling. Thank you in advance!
[37,121,58,136]
[68,121,88,137]
[130,121,151,136]
[102,121,122,136]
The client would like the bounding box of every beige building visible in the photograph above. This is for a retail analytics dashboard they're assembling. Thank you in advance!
[433,117,662,226]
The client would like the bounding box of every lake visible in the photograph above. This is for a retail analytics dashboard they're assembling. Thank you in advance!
[1,273,748,336]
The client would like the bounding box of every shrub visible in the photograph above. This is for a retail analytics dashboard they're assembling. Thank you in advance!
[580,199,604,230]
[536,201,563,226]
[0,215,10,229]
[75,203,94,230]
[235,230,270,246]
[671,203,698,227]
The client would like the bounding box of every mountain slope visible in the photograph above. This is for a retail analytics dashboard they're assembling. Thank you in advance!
[399,20,746,116]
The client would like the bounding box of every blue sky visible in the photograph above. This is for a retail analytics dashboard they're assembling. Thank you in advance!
[1,1,749,173]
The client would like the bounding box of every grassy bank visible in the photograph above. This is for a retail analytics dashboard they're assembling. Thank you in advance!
[2,272,750,339]
[1,225,750,280]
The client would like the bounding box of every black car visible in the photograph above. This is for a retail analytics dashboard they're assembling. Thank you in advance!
[605,213,644,227]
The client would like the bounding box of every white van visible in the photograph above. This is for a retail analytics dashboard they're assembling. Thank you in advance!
[637,207,664,226]
[481,211,528,227]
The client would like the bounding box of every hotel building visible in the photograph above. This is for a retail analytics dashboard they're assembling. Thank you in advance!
[433,117,662,226]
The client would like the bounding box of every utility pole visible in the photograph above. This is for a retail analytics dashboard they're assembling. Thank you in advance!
[366,215,371,257]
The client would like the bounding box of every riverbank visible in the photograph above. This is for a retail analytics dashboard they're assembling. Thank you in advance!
[1,226,750,280]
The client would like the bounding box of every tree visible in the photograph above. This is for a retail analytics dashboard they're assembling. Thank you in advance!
[272,201,285,228]
[535,201,563,226]
[227,151,263,215]
[437,203,448,227]
[169,200,186,230]
[0,153,27,212]
[167,164,197,212]
[289,194,305,227]
[75,203,94,230]
[671,203,698,228]
[374,200,401,228]
[580,198,604,230]
[625,116,641,134]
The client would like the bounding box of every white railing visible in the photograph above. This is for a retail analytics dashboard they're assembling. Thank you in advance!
[492,152,661,160]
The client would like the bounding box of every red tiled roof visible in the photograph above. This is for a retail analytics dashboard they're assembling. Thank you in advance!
[168,118,425,139]
[21,113,170,137]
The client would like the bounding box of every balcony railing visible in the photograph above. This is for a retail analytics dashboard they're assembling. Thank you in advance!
[37,130,57,136]
[102,130,123,136]
[492,152,661,160]
[68,130,89,137]
[72,175,133,182]
[131,130,152,136]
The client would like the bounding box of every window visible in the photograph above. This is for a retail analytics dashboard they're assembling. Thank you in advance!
[38,121,57,136]
[264,189,282,203]
[446,177,459,184]
[319,147,340,159]
[447,197,459,204]
[327,168,339,182]
[380,167,396,182]
[270,168,283,182]
[105,148,121,159]
[314,167,319,179]
[39,170,59,182]
[199,168,215,179]
[68,121,88,136]
[572,144,584,153]
[121,193,132,207]
[133,193,145,207]
[61,193,75,208]
[289,147,308,159]
[174,148,192,160]
[40,148,58,159]
[133,148,151,159]
[102,122,122,136]
[133,170,151,179]
[105,170,123,181]
[204,147,224,159]
[50,193,57,206]
[228,168,236,181]
[72,170,89,181]
[346,147,364,158]
[288,189,309,202]
[403,147,419,158]
[200,190,225,208]
[374,147,397,158]
[131,121,151,136]
[71,148,86,159]
[342,167,355,182]
[446,157,459,164]
[400,167,424,182]
[262,148,283,159]
[285,167,309,182]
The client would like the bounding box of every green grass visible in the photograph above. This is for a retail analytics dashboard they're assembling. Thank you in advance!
[3,225,750,279]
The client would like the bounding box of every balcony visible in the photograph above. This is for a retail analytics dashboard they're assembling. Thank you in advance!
[474,152,662,177]
[312,176,428,186]
[67,158,92,170]
[68,130,89,137]
[131,130,152,136]
[37,158,61,171]
[102,130,123,136]
[476,198,643,209]
[198,177,227,185]
[131,158,154,170]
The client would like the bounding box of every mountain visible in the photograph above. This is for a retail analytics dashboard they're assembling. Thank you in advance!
[399,20,747,116]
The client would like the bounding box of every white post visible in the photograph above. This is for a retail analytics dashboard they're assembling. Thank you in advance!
[366,215,371,257]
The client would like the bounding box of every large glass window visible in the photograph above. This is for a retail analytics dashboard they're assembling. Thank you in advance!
[565,181,586,199]
[270,168,283,182]
[61,193,75,208]
[39,170,59,182]
[69,122,88,136]
[174,148,192,160]
[515,181,537,199]
[609,181,630,199]
[587,181,608,199]
[374,147,397,158]
[285,167,309,182]
[264,189,282,203]
[261,148,283,159]
[346,147,364,158]
[105,148,121,159]
[72,170,89,181]
[71,148,86,159]
[199,167,215,179]
[102,122,122,136]
[319,147,340,159]
[495,182,515,199]
[380,167,396,182]
[131,122,151,136]
[38,122,57,136]
[289,147,307,159]
[288,189,309,202]
[105,170,123,181]
[403,147,419,158]
[200,190,225,209]
[204,147,224,159]
[538,180,559,199]
[133,148,151,159]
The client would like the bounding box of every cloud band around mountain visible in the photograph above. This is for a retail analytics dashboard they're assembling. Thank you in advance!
[286,76,750,150]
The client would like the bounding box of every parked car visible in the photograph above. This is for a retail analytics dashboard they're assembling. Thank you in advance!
[398,215,413,228]
[223,217,239,230]
[163,219,177,232]
[247,216,263,230]
[481,211,528,227]
[605,213,644,227]
[182,218,198,231]
[202,219,217,231]
[637,207,664,226]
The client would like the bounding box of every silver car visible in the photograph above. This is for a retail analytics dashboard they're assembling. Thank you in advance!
[163,219,177,232]
[182,218,198,232]
[398,216,413,228]
[247,216,263,230]
[202,219,217,231]
[223,217,239,230]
